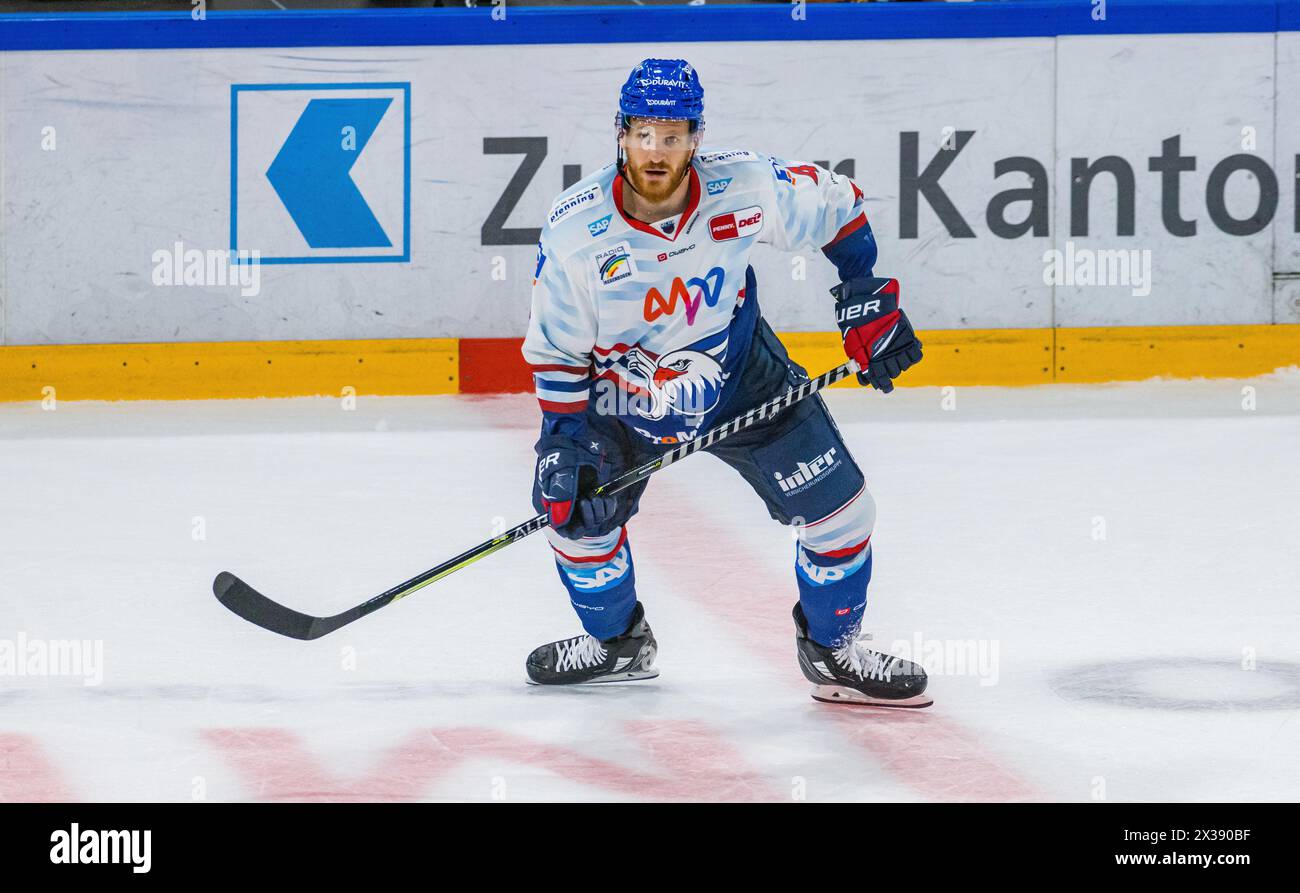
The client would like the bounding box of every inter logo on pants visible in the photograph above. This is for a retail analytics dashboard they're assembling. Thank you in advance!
[774,447,839,496]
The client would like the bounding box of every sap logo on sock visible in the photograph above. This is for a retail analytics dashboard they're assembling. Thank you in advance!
[588,214,613,238]
[774,447,839,496]
[231,83,409,264]
[50,824,151,874]
[706,177,732,196]
[709,207,762,242]
[796,550,847,585]
[564,546,632,592]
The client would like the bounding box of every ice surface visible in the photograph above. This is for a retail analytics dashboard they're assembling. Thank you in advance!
[2,373,1298,802]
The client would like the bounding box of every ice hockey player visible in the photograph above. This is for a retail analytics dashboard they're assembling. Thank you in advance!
[521,59,930,707]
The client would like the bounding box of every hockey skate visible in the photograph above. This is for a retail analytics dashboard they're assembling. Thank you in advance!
[526,601,659,685]
[793,604,932,708]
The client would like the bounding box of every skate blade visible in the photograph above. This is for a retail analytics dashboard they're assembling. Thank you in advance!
[810,684,934,709]
[525,668,659,686]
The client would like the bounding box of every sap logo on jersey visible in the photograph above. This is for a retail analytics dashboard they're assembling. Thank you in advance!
[594,242,636,288]
[549,184,604,226]
[588,214,613,238]
[709,207,763,242]
[706,177,732,196]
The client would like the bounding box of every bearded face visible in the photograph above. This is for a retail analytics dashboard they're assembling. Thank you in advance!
[620,117,698,203]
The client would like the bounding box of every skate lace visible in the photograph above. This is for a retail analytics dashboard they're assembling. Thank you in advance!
[555,635,608,672]
[833,639,897,682]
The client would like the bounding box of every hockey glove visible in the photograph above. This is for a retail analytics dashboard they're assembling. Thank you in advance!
[535,434,621,538]
[832,277,923,393]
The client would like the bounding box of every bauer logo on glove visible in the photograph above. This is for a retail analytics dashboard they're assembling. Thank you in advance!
[831,277,924,393]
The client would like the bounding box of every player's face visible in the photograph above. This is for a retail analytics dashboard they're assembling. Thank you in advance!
[621,118,697,202]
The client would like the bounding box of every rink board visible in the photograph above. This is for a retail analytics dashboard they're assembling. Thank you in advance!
[1,2,1300,348]
[2,325,1297,402]
[0,338,458,402]
[1,2,1300,397]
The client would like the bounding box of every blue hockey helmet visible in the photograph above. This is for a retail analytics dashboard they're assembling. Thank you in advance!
[617,58,705,132]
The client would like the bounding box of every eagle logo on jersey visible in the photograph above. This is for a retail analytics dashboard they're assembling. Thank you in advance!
[625,347,724,421]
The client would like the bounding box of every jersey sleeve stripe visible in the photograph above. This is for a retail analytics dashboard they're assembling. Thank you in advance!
[538,398,588,414]
[824,212,869,249]
[533,376,591,393]
[529,362,590,375]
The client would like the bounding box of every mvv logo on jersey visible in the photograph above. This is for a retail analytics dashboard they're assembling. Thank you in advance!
[709,206,763,242]
[642,267,725,325]
[595,242,636,288]
[231,83,409,264]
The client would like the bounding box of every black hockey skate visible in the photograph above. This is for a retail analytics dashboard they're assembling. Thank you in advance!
[793,604,932,708]
[526,601,658,685]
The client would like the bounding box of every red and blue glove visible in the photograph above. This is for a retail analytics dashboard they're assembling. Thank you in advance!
[832,277,923,393]
[534,434,621,537]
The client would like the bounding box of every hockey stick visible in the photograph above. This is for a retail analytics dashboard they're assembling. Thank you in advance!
[213,358,860,640]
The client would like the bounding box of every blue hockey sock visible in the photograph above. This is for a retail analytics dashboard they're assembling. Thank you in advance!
[794,543,873,647]
[553,539,637,640]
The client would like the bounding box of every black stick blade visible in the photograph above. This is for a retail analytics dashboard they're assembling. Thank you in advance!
[213,571,329,640]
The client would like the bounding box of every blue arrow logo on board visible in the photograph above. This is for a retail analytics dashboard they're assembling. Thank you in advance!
[266,97,394,249]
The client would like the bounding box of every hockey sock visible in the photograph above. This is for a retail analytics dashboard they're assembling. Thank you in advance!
[552,535,638,640]
[794,541,872,647]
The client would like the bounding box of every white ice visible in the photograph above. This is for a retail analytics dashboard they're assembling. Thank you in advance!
[2,374,1298,802]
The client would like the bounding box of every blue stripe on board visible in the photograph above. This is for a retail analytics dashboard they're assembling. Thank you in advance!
[0,1,1295,52]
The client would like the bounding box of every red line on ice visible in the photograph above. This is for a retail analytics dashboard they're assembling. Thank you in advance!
[203,721,777,802]
[0,733,76,802]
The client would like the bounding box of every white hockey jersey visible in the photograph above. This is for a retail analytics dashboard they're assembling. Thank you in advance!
[523,149,870,445]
